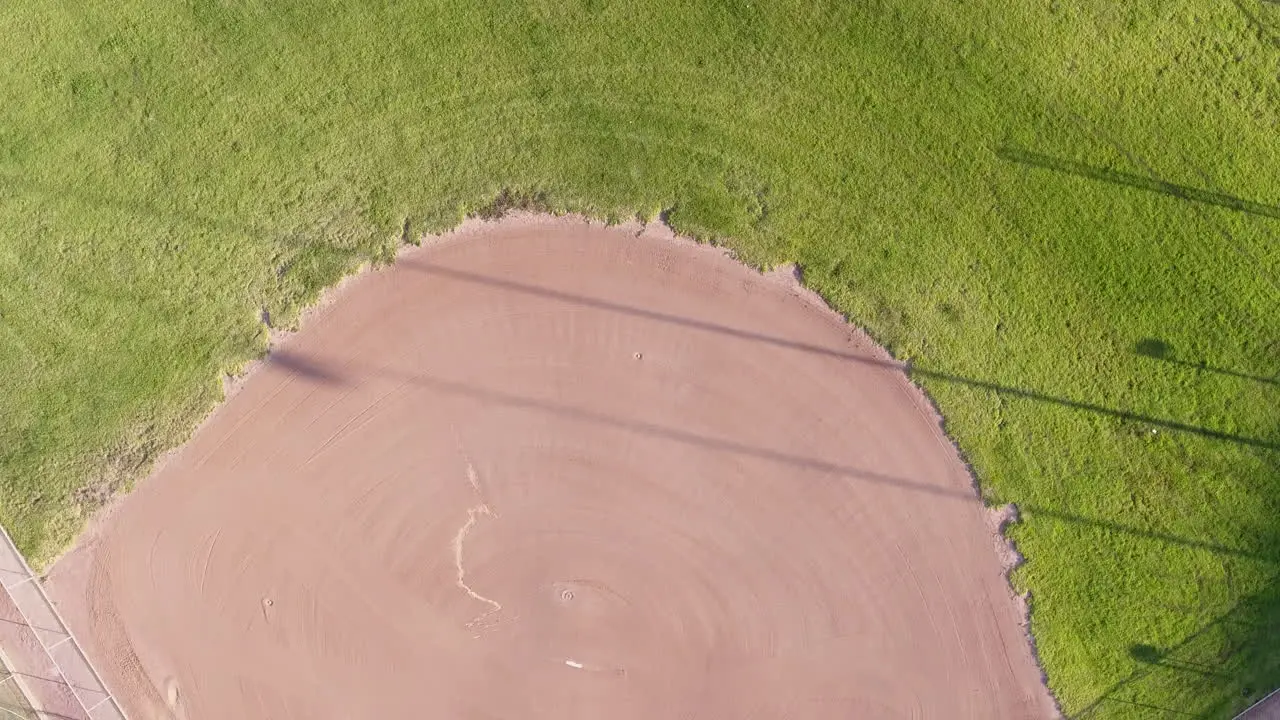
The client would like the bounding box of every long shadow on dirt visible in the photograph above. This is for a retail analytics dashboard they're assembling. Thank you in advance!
[271,258,1280,717]
[393,260,1280,717]
[267,340,1279,575]
[400,262,1280,453]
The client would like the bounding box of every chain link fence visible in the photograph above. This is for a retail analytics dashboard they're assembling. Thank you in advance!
[0,651,38,720]
[0,525,124,720]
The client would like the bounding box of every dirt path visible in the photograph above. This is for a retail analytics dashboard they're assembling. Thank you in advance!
[47,215,1055,718]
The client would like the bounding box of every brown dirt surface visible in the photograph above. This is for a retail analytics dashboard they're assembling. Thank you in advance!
[46,215,1055,719]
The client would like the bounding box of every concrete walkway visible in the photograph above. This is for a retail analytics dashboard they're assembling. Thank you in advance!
[0,652,39,720]
[0,526,124,720]
[1239,688,1280,720]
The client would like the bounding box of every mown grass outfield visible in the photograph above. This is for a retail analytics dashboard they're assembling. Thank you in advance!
[0,0,1277,716]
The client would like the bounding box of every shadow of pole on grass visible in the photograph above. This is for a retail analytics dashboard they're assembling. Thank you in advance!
[1135,338,1279,388]
[1021,507,1272,563]
[995,147,1280,220]
[1129,643,1231,678]
[1071,572,1280,719]
[1069,443,1280,719]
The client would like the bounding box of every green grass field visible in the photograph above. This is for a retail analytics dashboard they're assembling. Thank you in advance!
[1,0,1277,716]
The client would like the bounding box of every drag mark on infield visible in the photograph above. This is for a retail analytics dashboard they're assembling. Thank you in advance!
[453,461,503,634]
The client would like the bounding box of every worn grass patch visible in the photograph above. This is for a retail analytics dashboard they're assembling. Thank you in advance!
[0,0,1277,716]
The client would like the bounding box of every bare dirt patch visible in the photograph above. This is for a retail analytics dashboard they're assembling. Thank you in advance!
[47,215,1055,718]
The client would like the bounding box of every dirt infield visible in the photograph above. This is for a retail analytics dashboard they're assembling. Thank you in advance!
[47,216,1054,718]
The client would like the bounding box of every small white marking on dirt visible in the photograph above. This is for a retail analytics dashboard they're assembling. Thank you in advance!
[454,506,501,614]
[165,677,180,709]
[464,460,483,496]
[454,460,502,631]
